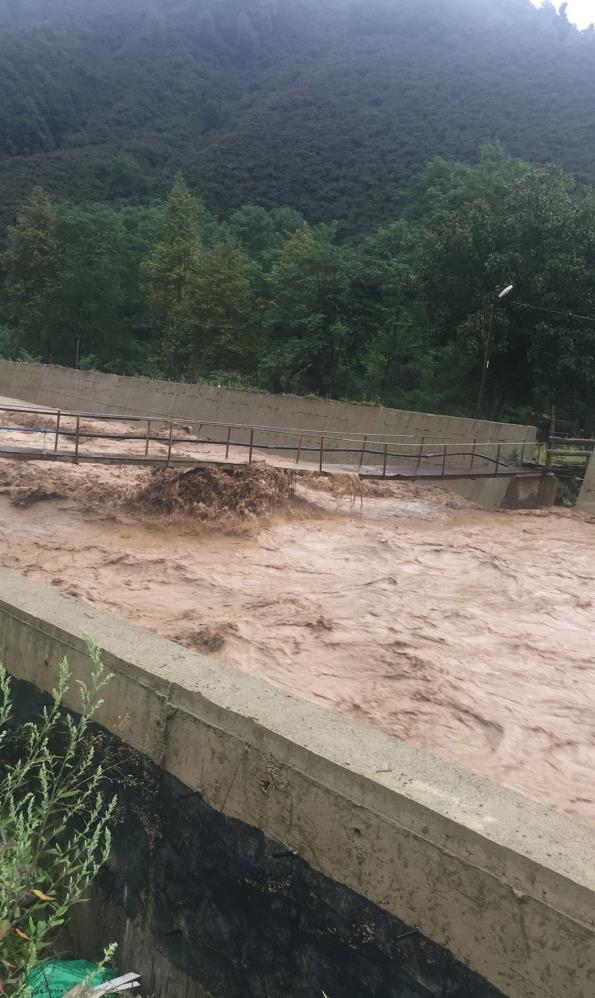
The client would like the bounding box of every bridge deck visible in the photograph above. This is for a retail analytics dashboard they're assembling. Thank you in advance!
[0,400,545,482]
[0,443,543,481]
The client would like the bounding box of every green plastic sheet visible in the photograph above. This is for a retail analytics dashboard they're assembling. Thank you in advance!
[25,960,116,997]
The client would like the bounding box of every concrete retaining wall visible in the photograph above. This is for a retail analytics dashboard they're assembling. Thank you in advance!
[0,361,536,458]
[0,361,545,509]
[0,570,593,997]
[450,473,558,510]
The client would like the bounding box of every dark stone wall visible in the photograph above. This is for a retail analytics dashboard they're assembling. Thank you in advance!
[8,676,506,998]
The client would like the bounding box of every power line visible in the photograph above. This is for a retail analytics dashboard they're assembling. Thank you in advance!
[509,300,595,323]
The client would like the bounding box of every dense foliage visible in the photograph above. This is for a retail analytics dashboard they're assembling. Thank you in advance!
[0,1,595,234]
[3,147,595,428]
[0,641,116,995]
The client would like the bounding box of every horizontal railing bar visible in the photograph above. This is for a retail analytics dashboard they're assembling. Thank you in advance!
[0,404,424,442]
[0,430,519,469]
[0,405,534,449]
[0,427,534,458]
[0,422,534,462]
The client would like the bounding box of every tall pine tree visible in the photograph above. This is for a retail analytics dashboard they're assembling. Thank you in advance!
[140,176,203,377]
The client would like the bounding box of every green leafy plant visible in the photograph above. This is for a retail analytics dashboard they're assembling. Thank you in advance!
[0,640,117,996]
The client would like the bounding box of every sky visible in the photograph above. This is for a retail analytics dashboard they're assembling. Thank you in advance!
[531,0,595,28]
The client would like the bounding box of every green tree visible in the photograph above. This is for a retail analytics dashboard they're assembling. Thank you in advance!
[265,225,360,396]
[190,237,258,378]
[55,202,161,375]
[0,325,34,362]
[114,205,163,375]
[227,205,306,268]
[140,176,203,377]
[417,154,595,421]
[405,144,532,223]
[227,206,277,261]
[1,187,63,361]
[359,220,432,407]
[1,195,161,373]
[57,203,127,369]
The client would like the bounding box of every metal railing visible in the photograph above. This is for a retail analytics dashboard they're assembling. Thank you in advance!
[0,405,540,481]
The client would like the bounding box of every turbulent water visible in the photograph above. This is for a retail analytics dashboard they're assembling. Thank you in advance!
[0,403,594,825]
[0,464,594,825]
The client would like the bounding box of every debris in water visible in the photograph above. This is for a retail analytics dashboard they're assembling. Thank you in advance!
[130,465,296,519]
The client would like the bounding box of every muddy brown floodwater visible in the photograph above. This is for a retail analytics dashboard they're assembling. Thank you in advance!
[0,406,594,827]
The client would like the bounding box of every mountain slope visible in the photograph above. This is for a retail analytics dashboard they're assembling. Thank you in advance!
[1,0,594,233]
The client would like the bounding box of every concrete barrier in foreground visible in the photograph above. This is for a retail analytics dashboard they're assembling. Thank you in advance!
[0,570,593,998]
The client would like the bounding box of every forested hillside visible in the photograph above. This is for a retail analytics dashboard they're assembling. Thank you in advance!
[1,0,595,234]
[2,0,595,430]
[4,148,595,430]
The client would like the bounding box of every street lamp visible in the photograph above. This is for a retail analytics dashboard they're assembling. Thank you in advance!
[477,284,515,417]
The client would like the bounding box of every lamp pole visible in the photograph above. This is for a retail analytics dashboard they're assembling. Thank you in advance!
[477,284,514,418]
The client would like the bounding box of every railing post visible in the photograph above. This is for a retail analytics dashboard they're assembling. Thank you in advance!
[521,439,526,464]
[249,427,254,465]
[296,432,303,466]
[416,436,425,471]
[470,438,477,470]
[74,416,80,463]
[359,434,368,470]
[319,436,324,474]
[54,410,61,452]
[441,443,447,477]
[145,419,151,457]
[383,442,388,478]
[167,421,174,465]
[496,443,502,475]
[225,426,232,461]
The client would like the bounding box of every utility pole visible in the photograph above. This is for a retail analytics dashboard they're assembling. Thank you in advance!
[477,284,514,418]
